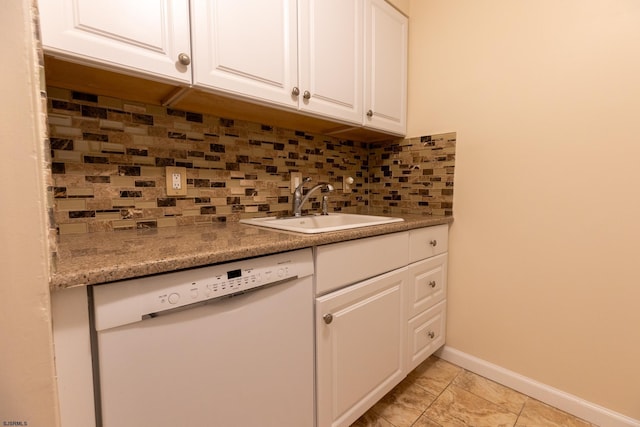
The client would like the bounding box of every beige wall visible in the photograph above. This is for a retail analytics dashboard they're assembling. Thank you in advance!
[0,1,59,426]
[408,0,640,420]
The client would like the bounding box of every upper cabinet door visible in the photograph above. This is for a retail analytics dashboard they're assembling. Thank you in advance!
[191,0,299,109]
[364,0,408,135]
[298,0,363,124]
[38,0,192,84]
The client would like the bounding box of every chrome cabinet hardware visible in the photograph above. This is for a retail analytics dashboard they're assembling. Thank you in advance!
[303,90,311,99]
[323,313,333,324]
[366,109,373,117]
[429,280,436,288]
[292,87,300,96]
[429,239,437,247]
[178,53,191,65]
[427,331,435,339]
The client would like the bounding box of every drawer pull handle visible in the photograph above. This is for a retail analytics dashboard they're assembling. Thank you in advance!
[292,86,300,96]
[429,280,436,288]
[323,313,333,324]
[427,331,435,339]
[429,239,437,247]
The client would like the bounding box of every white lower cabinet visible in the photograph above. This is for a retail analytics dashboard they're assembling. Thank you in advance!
[316,267,407,427]
[315,225,449,427]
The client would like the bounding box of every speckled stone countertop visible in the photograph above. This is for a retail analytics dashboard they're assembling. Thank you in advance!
[51,213,453,291]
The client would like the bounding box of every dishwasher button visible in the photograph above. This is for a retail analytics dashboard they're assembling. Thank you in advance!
[168,293,180,304]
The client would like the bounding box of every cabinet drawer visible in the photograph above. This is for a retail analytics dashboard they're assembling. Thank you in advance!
[408,224,448,263]
[315,232,409,296]
[406,254,447,318]
[407,300,446,372]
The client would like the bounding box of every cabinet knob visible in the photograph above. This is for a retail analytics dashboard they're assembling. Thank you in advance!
[429,280,436,288]
[429,239,437,247]
[367,109,373,117]
[303,90,311,100]
[178,53,191,66]
[292,87,300,96]
[323,313,333,324]
[427,331,435,339]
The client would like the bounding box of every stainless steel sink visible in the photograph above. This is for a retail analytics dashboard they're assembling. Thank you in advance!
[239,213,404,234]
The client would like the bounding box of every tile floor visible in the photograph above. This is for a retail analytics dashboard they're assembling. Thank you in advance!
[351,355,597,427]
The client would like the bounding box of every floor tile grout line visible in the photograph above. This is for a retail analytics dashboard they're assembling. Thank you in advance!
[408,364,466,427]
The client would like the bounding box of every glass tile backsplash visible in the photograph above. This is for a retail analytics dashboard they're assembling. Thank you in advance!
[46,87,454,234]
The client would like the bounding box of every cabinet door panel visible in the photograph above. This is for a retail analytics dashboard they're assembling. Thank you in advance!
[316,267,406,427]
[298,0,363,124]
[364,0,407,134]
[39,0,191,83]
[191,0,298,108]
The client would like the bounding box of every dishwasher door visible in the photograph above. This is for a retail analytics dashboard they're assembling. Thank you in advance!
[92,253,314,427]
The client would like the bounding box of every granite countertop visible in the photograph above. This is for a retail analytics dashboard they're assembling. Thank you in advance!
[51,213,453,291]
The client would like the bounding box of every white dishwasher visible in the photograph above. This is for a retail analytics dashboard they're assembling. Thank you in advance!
[90,248,314,427]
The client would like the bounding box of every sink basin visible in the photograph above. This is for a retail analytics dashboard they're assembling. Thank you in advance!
[239,213,404,234]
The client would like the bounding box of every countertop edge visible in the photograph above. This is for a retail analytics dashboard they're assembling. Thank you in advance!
[51,215,453,291]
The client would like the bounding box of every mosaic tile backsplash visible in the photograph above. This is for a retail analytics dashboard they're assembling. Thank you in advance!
[47,87,454,234]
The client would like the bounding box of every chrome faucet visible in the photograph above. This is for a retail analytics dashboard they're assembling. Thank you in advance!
[292,177,335,217]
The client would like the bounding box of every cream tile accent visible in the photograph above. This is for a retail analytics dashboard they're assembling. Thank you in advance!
[97,96,122,109]
[110,176,135,187]
[140,166,164,177]
[182,209,201,216]
[58,223,88,235]
[174,122,192,131]
[516,399,593,427]
[423,385,518,427]
[123,103,146,113]
[186,131,204,140]
[452,370,527,415]
[48,114,72,126]
[135,201,157,209]
[54,126,83,137]
[124,126,148,136]
[101,142,125,153]
[56,199,87,211]
[156,217,178,228]
[112,198,136,207]
[66,187,94,197]
[99,120,125,131]
[95,211,121,220]
[112,220,136,229]
[244,206,259,213]
[131,155,155,166]
[53,150,82,162]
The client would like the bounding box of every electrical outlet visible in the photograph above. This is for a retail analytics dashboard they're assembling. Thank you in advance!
[290,172,302,194]
[165,166,187,196]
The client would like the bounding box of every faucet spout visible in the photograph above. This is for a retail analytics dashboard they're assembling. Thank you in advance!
[292,178,334,217]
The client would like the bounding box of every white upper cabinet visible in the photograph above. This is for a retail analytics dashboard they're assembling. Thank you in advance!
[297,0,363,124]
[191,0,299,108]
[364,0,408,135]
[192,0,363,125]
[38,0,192,84]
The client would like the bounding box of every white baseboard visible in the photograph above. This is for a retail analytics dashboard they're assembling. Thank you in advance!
[436,346,640,427]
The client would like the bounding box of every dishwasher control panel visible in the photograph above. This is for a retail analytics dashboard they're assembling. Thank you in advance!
[159,263,292,307]
[92,248,314,331]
